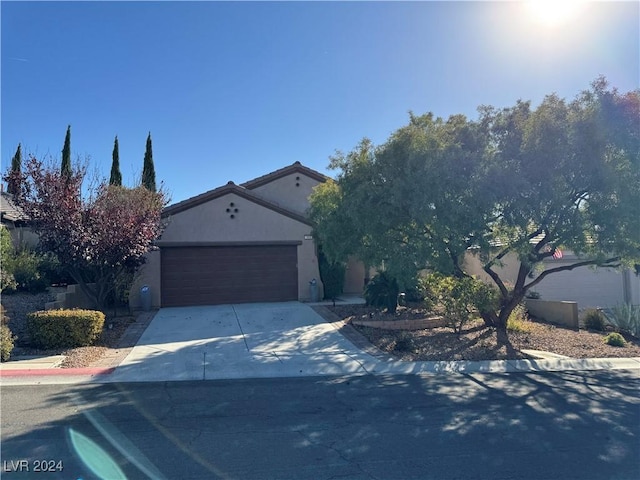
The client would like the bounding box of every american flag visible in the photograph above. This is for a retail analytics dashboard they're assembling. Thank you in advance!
[552,248,563,259]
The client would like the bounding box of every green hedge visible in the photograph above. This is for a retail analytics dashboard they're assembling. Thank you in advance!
[27,309,105,349]
[1,324,17,361]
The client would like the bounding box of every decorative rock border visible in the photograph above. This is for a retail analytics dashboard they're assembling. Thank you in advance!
[352,317,445,330]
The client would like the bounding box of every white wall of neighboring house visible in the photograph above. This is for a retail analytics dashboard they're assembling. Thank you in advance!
[464,251,639,309]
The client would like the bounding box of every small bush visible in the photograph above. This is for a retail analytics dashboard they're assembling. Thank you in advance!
[604,304,640,338]
[0,270,17,293]
[419,273,498,334]
[364,272,400,313]
[38,253,74,286]
[319,261,346,300]
[395,333,416,353]
[583,308,607,331]
[27,309,105,349]
[11,249,49,293]
[403,285,425,303]
[603,332,626,347]
[1,323,17,361]
[507,304,534,333]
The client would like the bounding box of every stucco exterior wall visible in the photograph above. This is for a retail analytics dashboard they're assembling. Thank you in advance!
[130,192,322,308]
[160,193,310,242]
[3,224,39,249]
[249,173,320,216]
[533,261,626,309]
[629,270,640,305]
[524,299,579,329]
[130,250,161,309]
[344,257,367,294]
[463,251,522,286]
[464,250,634,309]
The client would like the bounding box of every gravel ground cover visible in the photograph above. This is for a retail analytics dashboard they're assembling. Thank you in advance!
[1,290,135,368]
[3,293,639,367]
[329,304,640,361]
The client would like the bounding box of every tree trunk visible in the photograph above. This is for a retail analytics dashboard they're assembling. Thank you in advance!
[68,268,100,310]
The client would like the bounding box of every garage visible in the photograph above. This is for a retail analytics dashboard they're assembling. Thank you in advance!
[161,244,298,307]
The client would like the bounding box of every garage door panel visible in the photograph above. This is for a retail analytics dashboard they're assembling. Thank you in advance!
[161,245,298,306]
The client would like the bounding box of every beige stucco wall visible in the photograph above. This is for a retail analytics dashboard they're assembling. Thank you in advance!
[249,173,320,216]
[533,259,626,309]
[4,225,39,250]
[344,257,367,294]
[463,251,522,286]
[524,299,579,329]
[464,250,633,309]
[629,270,640,305]
[130,250,161,309]
[130,192,322,308]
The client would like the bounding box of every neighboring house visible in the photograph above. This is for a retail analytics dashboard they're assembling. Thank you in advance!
[464,251,640,309]
[0,190,37,248]
[130,162,367,309]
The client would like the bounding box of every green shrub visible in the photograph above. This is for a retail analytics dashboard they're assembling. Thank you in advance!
[604,304,640,338]
[603,332,626,347]
[364,272,400,313]
[27,309,105,349]
[1,270,18,293]
[507,304,534,333]
[582,308,606,331]
[1,323,17,361]
[38,253,74,286]
[0,226,17,293]
[403,284,425,303]
[319,260,346,300]
[419,273,498,334]
[395,333,416,353]
[10,249,49,293]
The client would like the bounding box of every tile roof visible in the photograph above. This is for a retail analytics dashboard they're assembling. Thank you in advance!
[162,181,313,226]
[162,162,329,224]
[0,192,29,223]
[240,161,329,189]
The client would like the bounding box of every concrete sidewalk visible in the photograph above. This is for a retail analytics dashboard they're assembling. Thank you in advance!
[1,301,639,385]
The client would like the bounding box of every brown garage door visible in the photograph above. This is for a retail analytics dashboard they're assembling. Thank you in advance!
[161,245,298,307]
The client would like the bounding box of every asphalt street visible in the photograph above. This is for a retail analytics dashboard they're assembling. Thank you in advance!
[1,370,639,480]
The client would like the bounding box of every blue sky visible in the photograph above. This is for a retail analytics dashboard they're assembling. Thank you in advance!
[2,1,638,205]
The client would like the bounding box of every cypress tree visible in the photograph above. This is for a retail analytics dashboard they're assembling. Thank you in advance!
[110,136,123,186]
[141,132,156,192]
[7,143,22,194]
[61,125,72,177]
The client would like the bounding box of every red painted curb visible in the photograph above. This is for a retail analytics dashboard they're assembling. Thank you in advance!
[0,367,115,377]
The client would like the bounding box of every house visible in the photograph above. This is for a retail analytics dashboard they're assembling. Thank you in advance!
[0,190,37,248]
[464,250,640,309]
[130,162,367,309]
[129,160,637,310]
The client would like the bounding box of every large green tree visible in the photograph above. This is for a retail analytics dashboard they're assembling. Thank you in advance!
[142,132,156,192]
[6,144,22,194]
[110,136,122,186]
[61,125,72,177]
[310,79,640,330]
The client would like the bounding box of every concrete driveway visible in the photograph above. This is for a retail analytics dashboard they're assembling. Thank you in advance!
[106,302,375,382]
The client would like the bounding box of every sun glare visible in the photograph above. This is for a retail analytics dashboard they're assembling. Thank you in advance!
[525,0,585,27]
